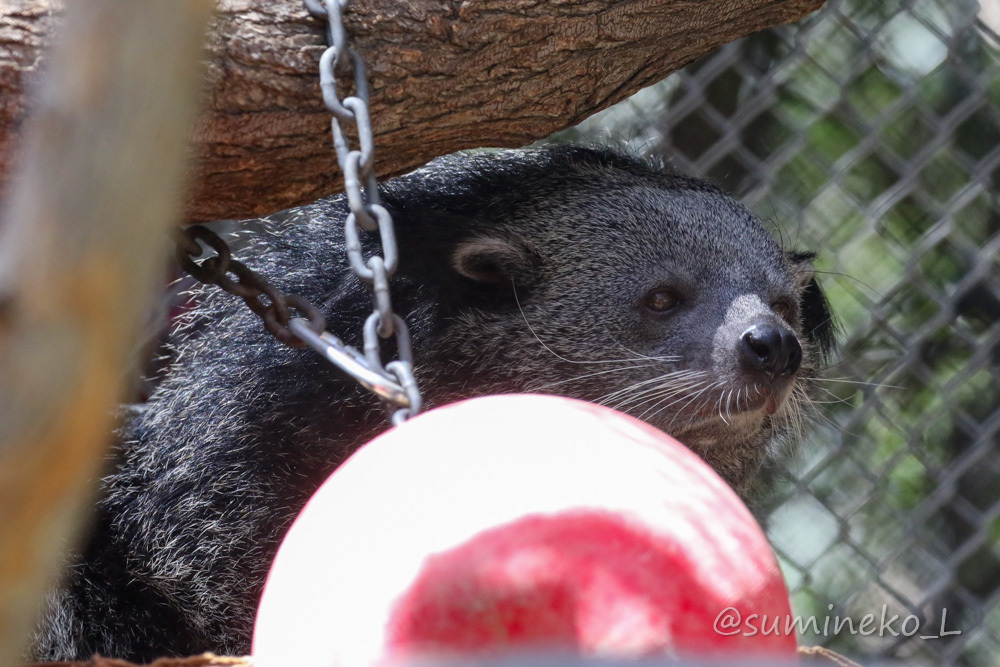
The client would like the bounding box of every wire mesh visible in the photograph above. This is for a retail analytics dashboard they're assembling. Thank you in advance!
[554,0,1000,664]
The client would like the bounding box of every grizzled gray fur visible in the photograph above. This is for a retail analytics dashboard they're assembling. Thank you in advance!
[33,146,834,661]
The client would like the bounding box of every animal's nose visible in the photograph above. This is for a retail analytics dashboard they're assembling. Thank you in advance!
[739,323,802,377]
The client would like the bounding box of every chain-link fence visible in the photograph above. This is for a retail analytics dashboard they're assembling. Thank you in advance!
[554,0,1000,664]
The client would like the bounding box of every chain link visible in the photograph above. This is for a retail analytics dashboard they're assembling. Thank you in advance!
[308,0,421,422]
[170,0,421,423]
[173,226,326,348]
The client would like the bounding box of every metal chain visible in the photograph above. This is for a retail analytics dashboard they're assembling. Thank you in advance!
[173,226,326,348]
[172,0,421,425]
[304,0,421,424]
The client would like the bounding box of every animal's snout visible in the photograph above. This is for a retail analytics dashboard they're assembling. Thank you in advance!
[739,323,802,378]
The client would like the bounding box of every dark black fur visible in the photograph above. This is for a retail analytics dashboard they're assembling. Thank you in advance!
[33,146,834,661]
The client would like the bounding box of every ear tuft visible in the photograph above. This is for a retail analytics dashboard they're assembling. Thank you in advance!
[787,251,837,361]
[452,237,538,288]
[786,251,817,290]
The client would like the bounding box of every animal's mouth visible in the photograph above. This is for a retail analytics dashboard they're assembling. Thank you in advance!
[690,381,789,421]
[663,382,793,459]
[591,370,797,449]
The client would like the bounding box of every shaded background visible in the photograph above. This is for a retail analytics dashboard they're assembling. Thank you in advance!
[550,0,1000,664]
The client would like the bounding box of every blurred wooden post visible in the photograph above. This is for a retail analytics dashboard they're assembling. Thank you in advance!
[0,1,215,663]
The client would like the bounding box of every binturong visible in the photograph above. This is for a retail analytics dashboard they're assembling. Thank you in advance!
[32,145,835,661]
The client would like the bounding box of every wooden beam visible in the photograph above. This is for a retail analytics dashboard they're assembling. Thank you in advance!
[0,0,826,222]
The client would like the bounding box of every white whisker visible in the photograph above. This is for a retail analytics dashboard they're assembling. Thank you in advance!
[801,376,904,390]
[610,374,707,412]
[596,369,705,407]
[514,287,679,365]
[633,379,710,420]
[530,363,651,392]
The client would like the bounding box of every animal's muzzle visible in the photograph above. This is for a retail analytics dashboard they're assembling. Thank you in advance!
[739,323,802,378]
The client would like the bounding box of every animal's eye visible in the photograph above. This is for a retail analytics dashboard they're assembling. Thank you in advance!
[643,289,681,314]
[772,300,794,323]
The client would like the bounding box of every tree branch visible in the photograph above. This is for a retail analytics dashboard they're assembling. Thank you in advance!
[1,0,825,222]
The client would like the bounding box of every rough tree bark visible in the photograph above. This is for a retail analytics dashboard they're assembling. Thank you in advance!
[0,0,825,222]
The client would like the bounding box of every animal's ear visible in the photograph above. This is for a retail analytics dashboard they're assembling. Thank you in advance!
[451,237,539,292]
[787,252,837,362]
[787,251,817,290]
